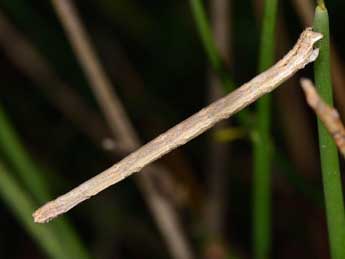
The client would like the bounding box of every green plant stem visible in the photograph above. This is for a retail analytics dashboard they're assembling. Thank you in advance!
[0,161,66,259]
[313,4,345,259]
[0,106,50,202]
[253,0,277,258]
[0,104,90,259]
[189,0,235,92]
[188,0,253,128]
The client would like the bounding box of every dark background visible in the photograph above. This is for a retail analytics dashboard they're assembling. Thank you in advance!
[0,0,345,258]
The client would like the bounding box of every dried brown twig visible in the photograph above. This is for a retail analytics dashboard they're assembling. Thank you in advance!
[33,28,322,224]
[50,1,194,259]
[291,0,345,119]
[273,16,319,177]
[0,10,115,152]
[300,78,345,157]
[205,0,232,238]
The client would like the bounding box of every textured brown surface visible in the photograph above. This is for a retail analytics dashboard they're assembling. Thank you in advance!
[33,28,322,224]
[301,78,345,157]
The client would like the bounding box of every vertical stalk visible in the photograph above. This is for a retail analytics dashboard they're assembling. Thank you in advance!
[188,0,251,127]
[253,0,277,258]
[313,2,345,259]
[189,0,235,92]
[204,0,231,255]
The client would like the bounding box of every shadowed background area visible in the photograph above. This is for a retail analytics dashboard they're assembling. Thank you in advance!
[0,0,344,259]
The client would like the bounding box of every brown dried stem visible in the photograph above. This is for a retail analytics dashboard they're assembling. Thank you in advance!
[300,78,345,157]
[0,10,115,152]
[205,0,232,243]
[51,0,137,149]
[33,28,321,224]
[290,0,345,119]
[49,1,194,259]
[265,5,319,177]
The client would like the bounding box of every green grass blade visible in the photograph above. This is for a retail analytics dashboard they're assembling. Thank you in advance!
[252,0,278,258]
[0,104,91,259]
[188,0,235,92]
[188,0,253,128]
[0,105,50,202]
[313,3,345,259]
[0,161,67,259]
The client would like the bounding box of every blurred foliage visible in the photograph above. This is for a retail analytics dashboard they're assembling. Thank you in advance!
[0,0,345,258]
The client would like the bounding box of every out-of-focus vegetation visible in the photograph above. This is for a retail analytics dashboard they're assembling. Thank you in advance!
[253,0,277,258]
[0,0,345,258]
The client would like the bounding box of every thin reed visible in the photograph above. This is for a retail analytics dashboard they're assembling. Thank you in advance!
[313,2,345,258]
